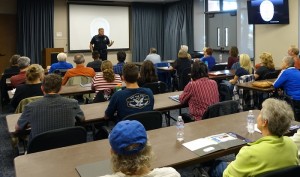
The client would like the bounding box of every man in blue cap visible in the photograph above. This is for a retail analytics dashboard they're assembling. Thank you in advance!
[100,120,180,177]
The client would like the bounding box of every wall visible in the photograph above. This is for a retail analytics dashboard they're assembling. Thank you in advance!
[0,0,16,14]
[255,0,298,67]
[53,0,132,66]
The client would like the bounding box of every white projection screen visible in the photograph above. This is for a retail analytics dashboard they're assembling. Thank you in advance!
[68,4,130,51]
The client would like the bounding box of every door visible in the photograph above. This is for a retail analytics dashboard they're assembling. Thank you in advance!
[0,14,17,74]
[206,12,237,63]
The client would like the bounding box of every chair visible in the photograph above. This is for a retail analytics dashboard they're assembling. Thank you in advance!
[219,83,232,101]
[0,73,18,105]
[202,100,239,120]
[155,62,172,89]
[210,64,227,71]
[178,67,191,91]
[257,166,300,177]
[15,96,43,113]
[64,76,93,86]
[233,74,255,111]
[53,69,68,77]
[27,126,87,154]
[263,71,280,79]
[142,81,167,94]
[124,111,163,131]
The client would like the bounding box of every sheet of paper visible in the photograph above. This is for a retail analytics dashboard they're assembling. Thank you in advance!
[254,124,261,133]
[183,138,218,151]
[169,95,180,103]
[206,133,237,143]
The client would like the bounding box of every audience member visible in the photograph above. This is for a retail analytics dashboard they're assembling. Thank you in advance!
[113,51,126,76]
[15,74,85,142]
[179,61,219,121]
[62,53,96,85]
[170,49,192,77]
[138,60,158,87]
[92,60,122,100]
[144,48,161,64]
[87,51,102,72]
[3,54,20,75]
[201,47,216,71]
[288,46,300,69]
[210,99,299,177]
[10,64,44,110]
[273,56,300,121]
[100,120,180,177]
[105,63,154,122]
[227,46,239,69]
[49,52,73,73]
[180,45,191,59]
[10,56,30,88]
[254,52,275,80]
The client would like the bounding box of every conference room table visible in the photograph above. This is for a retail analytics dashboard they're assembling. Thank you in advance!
[14,111,263,177]
[132,60,175,67]
[236,79,276,93]
[5,91,183,134]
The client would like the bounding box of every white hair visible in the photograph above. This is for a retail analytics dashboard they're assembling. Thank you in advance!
[57,53,67,62]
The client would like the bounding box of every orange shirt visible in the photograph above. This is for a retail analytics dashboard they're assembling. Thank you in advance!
[62,65,96,85]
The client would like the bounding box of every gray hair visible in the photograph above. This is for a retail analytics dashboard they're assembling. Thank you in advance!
[283,56,295,67]
[57,52,67,62]
[73,53,85,64]
[17,56,30,69]
[261,98,294,136]
[10,54,20,66]
[111,142,153,175]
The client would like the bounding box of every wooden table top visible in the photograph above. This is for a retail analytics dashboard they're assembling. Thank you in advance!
[14,111,263,177]
[236,79,276,93]
[208,70,235,80]
[6,91,183,134]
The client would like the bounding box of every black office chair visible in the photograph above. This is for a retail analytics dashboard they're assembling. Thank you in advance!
[178,67,191,91]
[219,83,232,101]
[202,100,239,120]
[210,64,227,71]
[27,126,87,154]
[257,166,300,177]
[53,69,68,77]
[124,111,163,131]
[143,81,168,94]
[263,71,280,79]
[0,72,18,105]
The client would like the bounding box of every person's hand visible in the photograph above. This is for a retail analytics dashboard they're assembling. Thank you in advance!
[109,40,114,46]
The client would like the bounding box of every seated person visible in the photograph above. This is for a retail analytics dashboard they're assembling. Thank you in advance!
[10,56,31,88]
[201,47,216,71]
[3,54,20,75]
[10,64,44,110]
[62,53,96,85]
[49,52,73,73]
[288,45,300,69]
[87,51,102,72]
[180,45,191,59]
[100,120,180,177]
[227,46,239,69]
[273,56,300,121]
[15,74,85,142]
[138,60,158,87]
[211,98,299,177]
[92,60,122,100]
[170,49,192,76]
[222,54,253,93]
[113,51,126,76]
[144,48,161,64]
[105,63,154,122]
[254,52,275,80]
[179,61,219,121]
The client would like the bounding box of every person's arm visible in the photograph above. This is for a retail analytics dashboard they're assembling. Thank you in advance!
[108,40,114,47]
[104,93,118,120]
[229,75,239,85]
[179,82,192,104]
[62,71,70,85]
[273,70,286,88]
[15,105,31,131]
[89,43,93,52]
[74,101,85,122]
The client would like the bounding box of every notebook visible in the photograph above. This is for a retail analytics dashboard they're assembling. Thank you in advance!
[76,159,112,177]
[169,95,180,103]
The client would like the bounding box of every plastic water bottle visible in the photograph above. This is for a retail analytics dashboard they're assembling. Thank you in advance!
[219,54,223,63]
[176,116,184,142]
[247,110,255,134]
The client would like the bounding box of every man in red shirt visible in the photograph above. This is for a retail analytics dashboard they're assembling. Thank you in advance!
[10,56,30,88]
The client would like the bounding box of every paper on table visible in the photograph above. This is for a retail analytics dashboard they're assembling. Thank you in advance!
[169,95,180,103]
[254,124,261,133]
[183,138,218,151]
[206,133,237,143]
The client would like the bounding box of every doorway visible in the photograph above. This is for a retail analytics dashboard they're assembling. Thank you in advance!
[206,12,237,63]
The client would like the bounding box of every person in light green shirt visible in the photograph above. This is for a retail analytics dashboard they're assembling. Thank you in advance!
[222,98,299,177]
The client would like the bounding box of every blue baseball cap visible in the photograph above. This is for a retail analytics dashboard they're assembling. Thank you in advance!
[109,120,147,155]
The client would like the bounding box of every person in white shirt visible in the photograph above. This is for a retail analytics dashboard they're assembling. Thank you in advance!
[99,120,180,177]
[290,129,300,157]
[144,48,161,64]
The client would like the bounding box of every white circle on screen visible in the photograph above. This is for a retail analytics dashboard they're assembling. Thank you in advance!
[260,0,274,22]
[90,18,110,37]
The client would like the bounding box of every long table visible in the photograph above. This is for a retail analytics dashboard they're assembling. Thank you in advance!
[14,111,263,177]
[236,79,276,93]
[6,91,183,134]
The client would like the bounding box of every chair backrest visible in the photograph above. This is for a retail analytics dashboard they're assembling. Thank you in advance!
[15,96,43,113]
[142,81,167,94]
[65,76,92,86]
[202,100,239,120]
[53,69,68,77]
[123,111,163,131]
[210,64,227,71]
[257,166,300,177]
[263,71,280,79]
[178,67,191,91]
[219,83,232,101]
[27,126,87,154]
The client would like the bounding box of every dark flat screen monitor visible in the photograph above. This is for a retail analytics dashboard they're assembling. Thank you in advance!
[247,0,289,24]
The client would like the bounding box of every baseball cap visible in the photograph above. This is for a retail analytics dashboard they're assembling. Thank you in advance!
[109,120,147,155]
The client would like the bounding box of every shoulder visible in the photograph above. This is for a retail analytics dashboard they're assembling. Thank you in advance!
[149,167,180,177]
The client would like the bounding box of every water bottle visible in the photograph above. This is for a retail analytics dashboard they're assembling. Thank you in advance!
[176,116,184,142]
[247,110,255,134]
[219,54,223,63]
